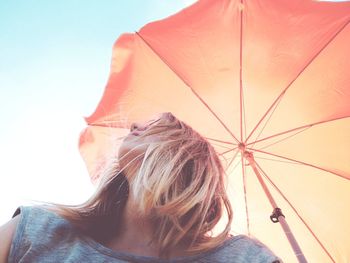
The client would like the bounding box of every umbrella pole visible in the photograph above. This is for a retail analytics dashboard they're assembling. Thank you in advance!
[244,151,308,263]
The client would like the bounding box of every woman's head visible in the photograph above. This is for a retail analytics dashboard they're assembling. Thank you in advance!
[58,112,232,258]
[116,112,233,254]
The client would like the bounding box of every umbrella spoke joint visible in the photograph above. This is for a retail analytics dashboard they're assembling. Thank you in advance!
[270,208,285,223]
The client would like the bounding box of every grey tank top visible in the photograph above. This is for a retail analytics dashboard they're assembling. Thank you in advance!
[8,206,282,263]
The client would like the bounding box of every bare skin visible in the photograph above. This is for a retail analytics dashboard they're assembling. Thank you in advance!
[102,193,159,256]
[102,193,191,258]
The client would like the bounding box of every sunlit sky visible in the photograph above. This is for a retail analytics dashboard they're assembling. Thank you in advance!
[0,0,196,225]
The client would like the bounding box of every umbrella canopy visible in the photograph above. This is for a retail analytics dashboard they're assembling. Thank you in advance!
[79,0,350,262]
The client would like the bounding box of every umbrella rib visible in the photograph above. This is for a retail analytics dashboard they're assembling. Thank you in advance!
[247,148,350,181]
[254,161,337,263]
[210,142,235,151]
[244,20,350,145]
[225,148,241,171]
[239,0,244,142]
[219,146,239,156]
[255,126,311,151]
[248,95,283,149]
[254,156,303,165]
[246,115,350,148]
[205,137,237,146]
[221,149,241,181]
[135,32,240,144]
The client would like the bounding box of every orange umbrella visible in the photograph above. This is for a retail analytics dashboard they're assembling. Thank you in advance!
[79,0,350,262]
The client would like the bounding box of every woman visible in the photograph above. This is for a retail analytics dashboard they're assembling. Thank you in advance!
[0,112,281,262]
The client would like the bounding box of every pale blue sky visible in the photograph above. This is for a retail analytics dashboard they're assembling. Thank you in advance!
[0,0,194,128]
[0,0,195,224]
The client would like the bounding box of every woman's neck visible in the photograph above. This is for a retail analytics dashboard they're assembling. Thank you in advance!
[101,196,191,258]
[105,210,158,256]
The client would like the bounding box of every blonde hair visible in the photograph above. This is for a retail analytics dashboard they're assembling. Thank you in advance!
[54,112,233,258]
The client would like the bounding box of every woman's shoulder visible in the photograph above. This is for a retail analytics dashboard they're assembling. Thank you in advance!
[0,215,21,263]
[6,206,80,263]
[197,235,282,263]
[12,205,74,235]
